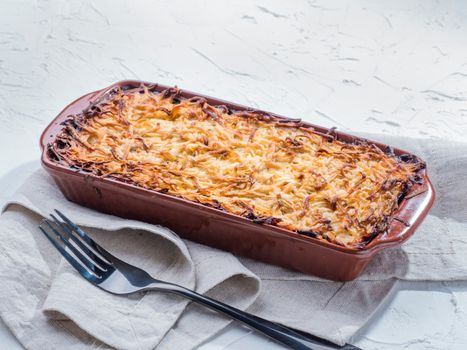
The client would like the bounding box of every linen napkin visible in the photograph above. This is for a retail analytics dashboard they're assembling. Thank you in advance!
[0,134,466,349]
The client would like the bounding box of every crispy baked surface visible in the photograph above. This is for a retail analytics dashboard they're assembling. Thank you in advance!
[49,85,425,247]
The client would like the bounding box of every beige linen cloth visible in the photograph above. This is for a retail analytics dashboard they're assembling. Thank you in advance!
[1,134,467,349]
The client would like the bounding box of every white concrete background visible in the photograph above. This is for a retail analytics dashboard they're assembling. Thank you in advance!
[1,0,467,349]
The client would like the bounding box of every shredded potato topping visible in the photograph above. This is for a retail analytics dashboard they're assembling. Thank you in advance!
[50,85,425,247]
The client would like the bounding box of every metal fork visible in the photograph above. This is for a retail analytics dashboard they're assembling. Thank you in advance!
[39,210,360,350]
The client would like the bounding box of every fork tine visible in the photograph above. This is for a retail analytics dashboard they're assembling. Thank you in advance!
[39,225,98,282]
[50,214,111,269]
[43,219,105,275]
[54,209,114,260]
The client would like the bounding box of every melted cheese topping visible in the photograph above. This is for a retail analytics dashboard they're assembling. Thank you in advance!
[51,86,421,247]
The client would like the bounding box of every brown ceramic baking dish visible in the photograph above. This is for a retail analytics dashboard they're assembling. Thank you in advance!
[40,80,435,281]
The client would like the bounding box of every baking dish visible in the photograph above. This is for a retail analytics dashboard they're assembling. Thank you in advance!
[40,81,435,281]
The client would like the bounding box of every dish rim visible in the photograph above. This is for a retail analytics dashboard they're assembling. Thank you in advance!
[40,80,436,256]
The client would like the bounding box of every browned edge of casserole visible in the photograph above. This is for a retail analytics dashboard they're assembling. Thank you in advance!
[40,80,435,254]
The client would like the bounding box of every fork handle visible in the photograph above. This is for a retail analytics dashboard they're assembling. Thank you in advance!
[154,284,359,350]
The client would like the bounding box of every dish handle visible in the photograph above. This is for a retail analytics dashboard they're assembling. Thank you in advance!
[367,178,435,249]
[39,89,105,151]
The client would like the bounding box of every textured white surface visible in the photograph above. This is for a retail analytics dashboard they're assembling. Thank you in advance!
[1,0,467,349]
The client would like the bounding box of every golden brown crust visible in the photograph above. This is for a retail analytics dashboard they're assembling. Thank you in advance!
[49,85,425,247]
